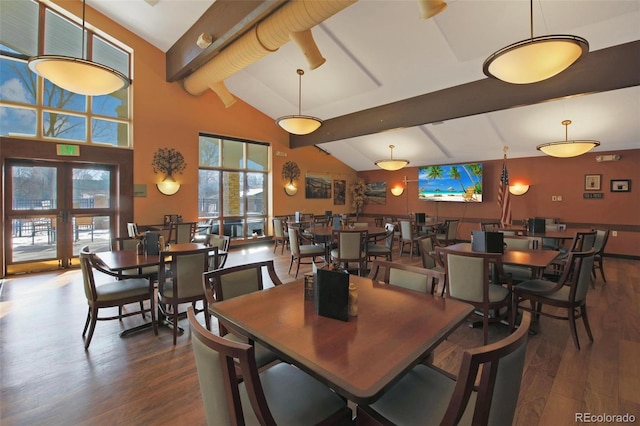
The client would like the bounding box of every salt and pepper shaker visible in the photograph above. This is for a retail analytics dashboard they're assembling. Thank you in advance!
[348,283,358,317]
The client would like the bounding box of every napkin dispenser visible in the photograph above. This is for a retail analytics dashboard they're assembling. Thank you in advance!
[471,230,504,253]
[528,218,546,234]
[314,267,349,322]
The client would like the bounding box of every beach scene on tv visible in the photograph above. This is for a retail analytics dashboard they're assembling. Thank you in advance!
[418,163,483,202]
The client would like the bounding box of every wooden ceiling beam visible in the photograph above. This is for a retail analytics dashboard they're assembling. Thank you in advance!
[290,41,640,148]
[166,0,286,82]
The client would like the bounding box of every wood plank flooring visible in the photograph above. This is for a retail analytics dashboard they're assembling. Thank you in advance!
[1,242,638,425]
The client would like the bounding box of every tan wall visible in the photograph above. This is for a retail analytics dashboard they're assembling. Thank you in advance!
[358,149,640,256]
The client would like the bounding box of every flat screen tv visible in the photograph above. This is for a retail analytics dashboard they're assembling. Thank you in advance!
[418,163,483,202]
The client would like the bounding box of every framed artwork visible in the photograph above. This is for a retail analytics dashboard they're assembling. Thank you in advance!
[364,181,387,205]
[610,179,631,192]
[305,173,331,199]
[584,174,601,191]
[333,179,346,205]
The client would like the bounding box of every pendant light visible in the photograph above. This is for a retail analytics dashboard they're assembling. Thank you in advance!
[276,69,322,135]
[28,0,130,96]
[536,120,600,158]
[483,0,588,84]
[375,145,410,171]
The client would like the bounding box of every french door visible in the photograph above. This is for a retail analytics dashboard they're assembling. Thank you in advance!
[5,160,116,273]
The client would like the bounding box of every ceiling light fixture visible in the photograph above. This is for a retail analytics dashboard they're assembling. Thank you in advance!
[482,0,588,84]
[276,69,322,135]
[537,120,600,158]
[375,145,410,171]
[28,0,130,96]
[418,0,448,19]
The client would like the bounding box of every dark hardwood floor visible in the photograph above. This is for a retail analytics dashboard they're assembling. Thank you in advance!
[1,242,638,425]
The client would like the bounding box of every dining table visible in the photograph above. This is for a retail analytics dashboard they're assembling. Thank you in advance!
[446,242,560,278]
[208,275,474,404]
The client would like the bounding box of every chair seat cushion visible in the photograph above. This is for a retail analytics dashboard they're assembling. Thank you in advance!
[515,279,572,302]
[503,265,533,282]
[367,244,391,254]
[368,364,474,425]
[300,244,325,255]
[488,284,510,302]
[330,249,366,259]
[239,362,347,426]
[223,333,279,368]
[95,278,150,302]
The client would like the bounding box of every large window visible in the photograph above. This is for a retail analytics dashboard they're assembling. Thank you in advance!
[0,0,132,147]
[199,134,269,239]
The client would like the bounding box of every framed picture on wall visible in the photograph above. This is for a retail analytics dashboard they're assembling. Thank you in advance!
[584,174,601,191]
[610,179,631,192]
[333,180,346,205]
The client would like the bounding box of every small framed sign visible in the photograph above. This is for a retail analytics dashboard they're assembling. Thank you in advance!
[583,192,604,199]
[610,179,631,192]
[584,174,601,191]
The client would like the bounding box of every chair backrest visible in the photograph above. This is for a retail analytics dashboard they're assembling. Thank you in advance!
[203,260,283,307]
[332,229,367,261]
[369,260,444,294]
[352,222,369,229]
[559,250,596,303]
[569,231,597,252]
[481,222,501,232]
[187,307,275,425]
[273,218,285,238]
[205,233,231,252]
[593,229,609,255]
[399,220,413,239]
[159,247,210,299]
[79,246,97,302]
[440,249,505,303]
[418,234,438,269]
[126,222,138,238]
[441,312,531,425]
[111,236,137,251]
[169,221,197,244]
[445,220,459,239]
[287,226,301,255]
[383,223,395,249]
[504,237,532,250]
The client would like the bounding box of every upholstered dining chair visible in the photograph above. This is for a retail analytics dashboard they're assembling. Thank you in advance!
[398,220,420,258]
[544,230,596,282]
[167,221,197,244]
[512,250,595,350]
[437,247,512,345]
[356,312,531,426]
[204,233,230,268]
[417,234,446,295]
[187,308,352,426]
[157,246,211,344]
[369,259,444,295]
[330,229,368,276]
[367,223,396,264]
[435,219,459,246]
[79,246,156,350]
[202,260,282,368]
[480,221,501,232]
[592,229,610,284]
[272,218,289,254]
[287,226,325,278]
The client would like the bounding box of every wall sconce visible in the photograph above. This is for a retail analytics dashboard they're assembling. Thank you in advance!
[157,176,181,195]
[284,181,298,196]
[509,183,530,196]
[282,161,300,197]
[390,186,405,196]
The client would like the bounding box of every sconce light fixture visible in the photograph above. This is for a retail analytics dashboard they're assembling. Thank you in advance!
[390,186,405,196]
[157,176,181,196]
[509,183,530,196]
[282,161,301,196]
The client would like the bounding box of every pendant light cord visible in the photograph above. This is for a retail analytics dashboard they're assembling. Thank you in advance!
[297,69,303,115]
[81,0,86,60]
[529,0,533,39]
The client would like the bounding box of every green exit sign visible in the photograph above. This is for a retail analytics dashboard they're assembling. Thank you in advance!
[56,144,80,156]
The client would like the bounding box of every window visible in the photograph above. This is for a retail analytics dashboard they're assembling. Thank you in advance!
[199,134,269,239]
[0,0,132,147]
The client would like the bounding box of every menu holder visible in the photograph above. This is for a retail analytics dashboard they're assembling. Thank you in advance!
[144,232,161,255]
[415,212,426,223]
[528,218,546,234]
[471,230,504,253]
[332,216,342,230]
[314,267,349,322]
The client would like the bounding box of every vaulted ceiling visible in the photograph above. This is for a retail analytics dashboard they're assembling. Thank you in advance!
[87,0,640,170]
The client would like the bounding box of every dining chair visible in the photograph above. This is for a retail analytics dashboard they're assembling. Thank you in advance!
[330,229,368,276]
[110,236,159,279]
[437,247,512,345]
[417,234,446,295]
[592,229,610,284]
[502,236,540,283]
[368,259,444,295]
[79,246,157,350]
[186,308,352,426]
[202,260,282,368]
[204,233,231,268]
[367,223,395,263]
[126,222,139,238]
[512,250,595,350]
[541,223,561,250]
[272,218,289,254]
[356,312,531,426]
[167,221,197,244]
[398,220,420,258]
[544,230,596,282]
[157,246,211,344]
[287,226,325,278]
[435,219,459,246]
[480,221,501,232]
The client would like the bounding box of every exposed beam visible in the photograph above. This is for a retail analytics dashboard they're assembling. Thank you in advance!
[290,41,640,148]
[166,0,286,82]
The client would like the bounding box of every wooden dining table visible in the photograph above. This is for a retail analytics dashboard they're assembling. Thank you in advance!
[446,242,560,278]
[306,224,388,238]
[208,275,474,404]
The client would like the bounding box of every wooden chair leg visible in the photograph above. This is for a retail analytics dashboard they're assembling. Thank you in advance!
[568,307,580,350]
[172,304,179,345]
[139,301,145,319]
[82,308,91,336]
[581,305,594,343]
[84,307,98,350]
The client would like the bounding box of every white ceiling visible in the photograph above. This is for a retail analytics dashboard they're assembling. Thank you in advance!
[87,0,640,170]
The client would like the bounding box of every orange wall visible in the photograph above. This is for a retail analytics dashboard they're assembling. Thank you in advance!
[359,149,640,256]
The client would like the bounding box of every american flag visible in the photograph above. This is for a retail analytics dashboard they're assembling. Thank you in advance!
[498,156,512,227]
